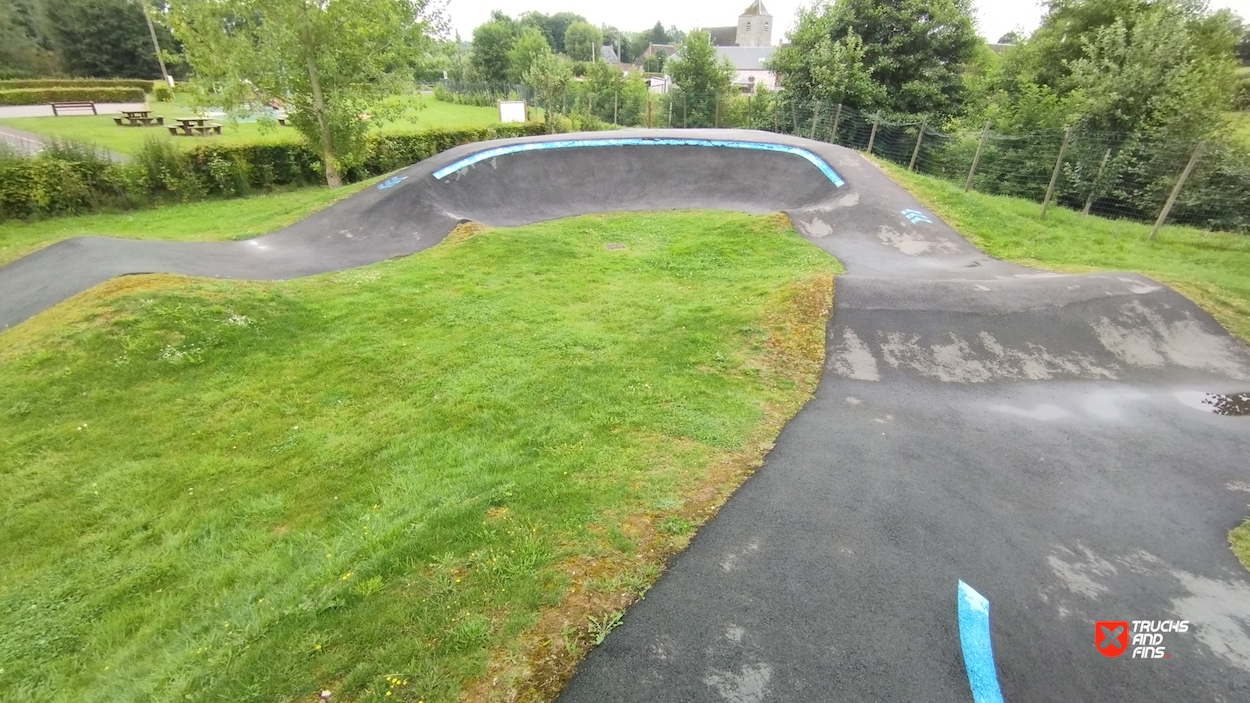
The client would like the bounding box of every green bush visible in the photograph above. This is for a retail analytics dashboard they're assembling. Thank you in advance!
[153,85,173,102]
[0,87,146,106]
[0,78,154,91]
[0,123,553,221]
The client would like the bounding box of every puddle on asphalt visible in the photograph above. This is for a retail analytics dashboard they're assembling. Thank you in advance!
[1176,391,1250,416]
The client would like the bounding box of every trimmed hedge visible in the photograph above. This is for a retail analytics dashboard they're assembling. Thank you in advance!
[0,123,553,221]
[0,87,147,106]
[0,79,155,91]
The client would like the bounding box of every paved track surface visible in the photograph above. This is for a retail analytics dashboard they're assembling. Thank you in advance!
[2,130,1248,701]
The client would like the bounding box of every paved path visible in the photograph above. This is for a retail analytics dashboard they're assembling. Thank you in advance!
[1,130,1248,701]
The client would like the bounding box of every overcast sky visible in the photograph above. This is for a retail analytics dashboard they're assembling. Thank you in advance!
[443,0,1250,44]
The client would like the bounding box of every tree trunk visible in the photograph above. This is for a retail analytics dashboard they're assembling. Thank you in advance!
[302,29,341,188]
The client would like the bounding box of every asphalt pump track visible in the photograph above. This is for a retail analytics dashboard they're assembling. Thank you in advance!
[2,130,1248,701]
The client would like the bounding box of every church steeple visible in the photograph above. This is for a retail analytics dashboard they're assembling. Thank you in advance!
[736,1,773,47]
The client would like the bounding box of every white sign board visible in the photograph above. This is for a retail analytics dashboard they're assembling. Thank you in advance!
[498,100,527,124]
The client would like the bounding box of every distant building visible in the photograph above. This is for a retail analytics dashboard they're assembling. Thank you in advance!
[706,2,774,48]
[600,44,621,65]
[717,46,777,93]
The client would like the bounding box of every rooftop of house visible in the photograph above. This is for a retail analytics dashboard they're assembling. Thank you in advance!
[716,46,776,71]
[600,45,620,64]
[706,26,739,47]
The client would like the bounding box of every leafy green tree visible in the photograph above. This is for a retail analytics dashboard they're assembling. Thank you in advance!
[1240,28,1249,65]
[563,21,602,63]
[521,11,585,55]
[666,29,736,127]
[171,0,436,188]
[769,22,883,107]
[44,0,172,78]
[522,51,572,129]
[507,26,551,84]
[642,51,667,73]
[997,31,1023,44]
[0,1,57,78]
[649,21,668,45]
[769,0,981,117]
[470,19,515,83]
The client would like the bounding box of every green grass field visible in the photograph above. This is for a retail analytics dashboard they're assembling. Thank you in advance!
[0,208,838,702]
[0,96,506,156]
[0,181,373,266]
[874,159,1250,345]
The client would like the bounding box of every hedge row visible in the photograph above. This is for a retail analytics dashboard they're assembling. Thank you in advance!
[0,78,155,91]
[0,87,147,106]
[0,123,551,221]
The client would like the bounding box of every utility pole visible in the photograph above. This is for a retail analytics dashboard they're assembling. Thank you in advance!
[142,3,172,86]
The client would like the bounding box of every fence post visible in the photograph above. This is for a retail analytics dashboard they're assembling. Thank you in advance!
[908,119,927,171]
[715,97,720,128]
[1082,148,1112,216]
[1040,128,1071,220]
[748,93,754,129]
[1149,141,1205,241]
[773,100,779,133]
[791,100,799,133]
[810,102,821,140]
[668,96,673,128]
[613,92,618,126]
[683,93,687,128]
[647,100,652,129]
[964,121,991,193]
[866,110,881,154]
[830,103,843,145]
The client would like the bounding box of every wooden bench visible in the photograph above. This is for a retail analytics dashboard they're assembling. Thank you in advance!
[51,102,97,116]
[167,123,222,137]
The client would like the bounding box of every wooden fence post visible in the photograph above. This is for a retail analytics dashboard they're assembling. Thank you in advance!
[683,93,687,128]
[773,100,779,133]
[909,119,927,171]
[791,99,799,133]
[1149,142,1205,241]
[830,103,843,145]
[1040,128,1071,220]
[715,97,720,128]
[647,101,652,129]
[964,121,991,192]
[810,102,821,140]
[668,95,673,127]
[613,92,618,125]
[748,93,753,129]
[1082,148,1112,216]
[866,110,881,154]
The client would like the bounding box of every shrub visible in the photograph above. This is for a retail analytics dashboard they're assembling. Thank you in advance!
[153,85,173,102]
[0,87,146,106]
[0,123,555,221]
[0,78,154,91]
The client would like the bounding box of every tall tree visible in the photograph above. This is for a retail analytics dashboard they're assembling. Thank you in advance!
[0,1,57,77]
[649,21,668,45]
[563,21,602,63]
[470,19,515,83]
[666,29,736,127]
[521,11,585,54]
[172,0,437,188]
[998,31,1023,44]
[769,0,981,117]
[507,26,551,84]
[44,0,173,78]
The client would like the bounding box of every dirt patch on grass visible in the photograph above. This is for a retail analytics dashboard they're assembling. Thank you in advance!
[459,273,835,703]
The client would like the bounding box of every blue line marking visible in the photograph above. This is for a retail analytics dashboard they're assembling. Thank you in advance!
[432,138,845,187]
[378,175,408,190]
[958,581,1005,703]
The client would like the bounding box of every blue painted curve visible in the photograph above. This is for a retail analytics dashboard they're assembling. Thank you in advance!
[432,138,846,188]
[958,580,1006,703]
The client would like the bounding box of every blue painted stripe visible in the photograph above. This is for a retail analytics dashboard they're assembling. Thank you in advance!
[432,138,845,187]
[958,580,1006,703]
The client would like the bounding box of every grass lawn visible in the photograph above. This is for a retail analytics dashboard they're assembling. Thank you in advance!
[1232,111,1250,148]
[0,95,507,156]
[0,209,838,702]
[1233,521,1250,572]
[873,159,1250,345]
[0,181,374,267]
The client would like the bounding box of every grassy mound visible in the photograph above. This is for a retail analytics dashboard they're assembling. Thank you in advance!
[0,211,838,702]
[873,158,1250,345]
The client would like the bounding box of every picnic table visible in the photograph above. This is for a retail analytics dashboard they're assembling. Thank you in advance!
[113,110,165,127]
[168,117,222,137]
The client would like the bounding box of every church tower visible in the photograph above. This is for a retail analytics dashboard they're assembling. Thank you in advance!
[735,1,772,47]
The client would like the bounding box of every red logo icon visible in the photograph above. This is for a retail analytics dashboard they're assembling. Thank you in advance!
[1096,621,1129,658]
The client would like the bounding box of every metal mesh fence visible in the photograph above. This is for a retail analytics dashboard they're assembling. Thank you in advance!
[528,88,1250,235]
